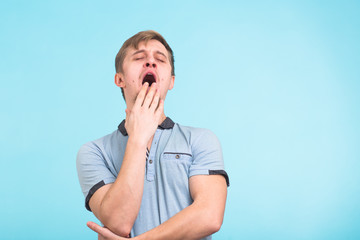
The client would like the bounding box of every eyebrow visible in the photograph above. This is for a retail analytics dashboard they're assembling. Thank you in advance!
[132,49,146,56]
[155,51,167,58]
[131,49,167,59]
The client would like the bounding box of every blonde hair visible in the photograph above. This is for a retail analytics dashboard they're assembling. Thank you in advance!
[115,30,175,76]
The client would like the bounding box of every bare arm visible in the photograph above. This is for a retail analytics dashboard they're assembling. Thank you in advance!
[135,174,227,240]
[88,174,227,239]
[89,139,147,237]
[89,82,164,237]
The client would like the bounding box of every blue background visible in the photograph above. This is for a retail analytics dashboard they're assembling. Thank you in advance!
[1,1,359,239]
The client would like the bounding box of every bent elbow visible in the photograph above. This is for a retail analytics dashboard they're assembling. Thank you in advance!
[99,204,133,237]
[100,210,132,237]
[209,219,222,234]
[103,220,132,237]
[112,225,132,238]
[204,211,224,234]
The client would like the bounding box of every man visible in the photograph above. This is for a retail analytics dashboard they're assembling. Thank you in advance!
[76,30,229,240]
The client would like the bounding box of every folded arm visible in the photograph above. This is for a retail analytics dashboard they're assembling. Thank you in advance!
[89,83,164,237]
[88,174,227,240]
[89,138,148,237]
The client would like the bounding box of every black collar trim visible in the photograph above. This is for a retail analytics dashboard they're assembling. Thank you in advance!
[118,117,175,136]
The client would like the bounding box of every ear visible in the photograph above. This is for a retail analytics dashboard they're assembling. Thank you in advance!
[168,76,175,90]
[114,73,125,88]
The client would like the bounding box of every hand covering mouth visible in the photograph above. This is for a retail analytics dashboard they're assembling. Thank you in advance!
[142,72,156,86]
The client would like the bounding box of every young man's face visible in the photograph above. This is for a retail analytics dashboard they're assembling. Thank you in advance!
[115,39,175,108]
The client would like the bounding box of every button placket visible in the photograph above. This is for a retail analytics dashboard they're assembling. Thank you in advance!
[146,129,162,181]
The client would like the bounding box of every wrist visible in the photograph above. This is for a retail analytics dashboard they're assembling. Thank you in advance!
[127,136,148,148]
[133,234,147,240]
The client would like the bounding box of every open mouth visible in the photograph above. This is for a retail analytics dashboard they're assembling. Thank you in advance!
[142,73,156,86]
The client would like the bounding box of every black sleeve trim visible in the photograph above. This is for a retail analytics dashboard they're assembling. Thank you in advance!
[209,170,230,187]
[85,180,105,211]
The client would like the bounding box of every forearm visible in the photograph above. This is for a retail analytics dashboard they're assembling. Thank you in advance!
[87,176,227,240]
[99,137,147,234]
[135,201,222,240]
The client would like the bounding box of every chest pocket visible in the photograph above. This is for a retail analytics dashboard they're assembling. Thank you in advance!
[162,152,193,161]
[160,152,193,177]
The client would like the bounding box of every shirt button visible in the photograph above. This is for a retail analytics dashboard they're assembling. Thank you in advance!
[175,155,180,159]
[149,159,153,164]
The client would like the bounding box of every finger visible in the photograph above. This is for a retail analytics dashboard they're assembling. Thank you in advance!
[155,99,164,116]
[142,83,157,108]
[134,82,149,109]
[98,234,105,240]
[87,221,107,236]
[149,88,160,112]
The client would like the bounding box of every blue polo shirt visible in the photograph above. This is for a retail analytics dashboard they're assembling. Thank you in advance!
[76,117,229,239]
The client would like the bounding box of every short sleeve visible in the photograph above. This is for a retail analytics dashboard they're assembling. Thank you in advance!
[189,129,229,187]
[76,142,116,211]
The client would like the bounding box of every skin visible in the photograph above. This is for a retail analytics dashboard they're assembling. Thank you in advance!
[115,40,175,116]
[86,39,227,239]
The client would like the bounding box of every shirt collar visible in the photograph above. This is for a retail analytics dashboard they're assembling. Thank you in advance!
[118,117,175,136]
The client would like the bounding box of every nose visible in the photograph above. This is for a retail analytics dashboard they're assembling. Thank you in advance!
[144,59,156,68]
